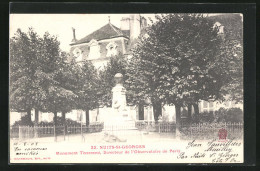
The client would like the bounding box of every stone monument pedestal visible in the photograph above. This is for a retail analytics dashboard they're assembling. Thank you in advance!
[103,108,137,131]
[102,73,137,133]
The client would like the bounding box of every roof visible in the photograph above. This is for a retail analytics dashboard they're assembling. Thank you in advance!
[208,14,242,26]
[71,23,130,45]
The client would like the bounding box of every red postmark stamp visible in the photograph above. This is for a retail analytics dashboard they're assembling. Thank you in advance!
[218,128,228,141]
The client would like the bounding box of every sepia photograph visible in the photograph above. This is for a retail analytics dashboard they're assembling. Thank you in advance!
[9,13,244,163]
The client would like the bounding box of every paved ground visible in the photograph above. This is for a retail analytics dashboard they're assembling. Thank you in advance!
[12,130,176,144]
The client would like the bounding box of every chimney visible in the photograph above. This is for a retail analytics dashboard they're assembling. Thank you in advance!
[120,17,130,31]
[71,27,77,43]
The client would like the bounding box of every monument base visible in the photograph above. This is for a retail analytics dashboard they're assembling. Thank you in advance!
[103,118,137,131]
[102,110,137,131]
[102,73,138,142]
[102,116,138,143]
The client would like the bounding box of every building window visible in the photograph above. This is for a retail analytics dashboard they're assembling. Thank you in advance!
[73,48,82,62]
[209,101,214,115]
[203,101,208,108]
[88,39,100,60]
[209,101,214,108]
[106,42,118,57]
[202,100,215,114]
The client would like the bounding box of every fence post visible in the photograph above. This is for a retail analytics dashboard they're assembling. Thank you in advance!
[18,126,21,140]
[81,122,84,142]
[26,126,29,139]
[54,125,57,142]
[34,125,38,138]
[39,125,42,137]
[190,124,192,137]
[63,125,66,141]
[67,125,70,141]
[159,122,160,133]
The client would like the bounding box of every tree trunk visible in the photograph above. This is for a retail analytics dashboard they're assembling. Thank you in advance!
[62,112,66,125]
[35,109,39,124]
[34,109,39,138]
[153,102,162,122]
[62,111,66,135]
[96,108,99,121]
[138,104,144,120]
[53,111,58,131]
[85,110,89,126]
[26,108,32,125]
[175,104,181,139]
[187,104,192,124]
[193,103,199,123]
[53,111,57,142]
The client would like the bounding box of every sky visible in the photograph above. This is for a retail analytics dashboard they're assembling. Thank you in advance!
[10,14,156,52]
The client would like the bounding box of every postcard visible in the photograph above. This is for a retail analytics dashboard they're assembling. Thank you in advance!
[9,13,244,164]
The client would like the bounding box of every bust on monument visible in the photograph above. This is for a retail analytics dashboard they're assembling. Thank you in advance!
[114,73,123,85]
[112,73,127,117]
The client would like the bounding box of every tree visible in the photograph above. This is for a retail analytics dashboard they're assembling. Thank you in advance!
[72,60,99,126]
[37,34,78,131]
[10,29,79,128]
[211,14,243,103]
[10,28,48,124]
[126,14,229,135]
[53,54,79,127]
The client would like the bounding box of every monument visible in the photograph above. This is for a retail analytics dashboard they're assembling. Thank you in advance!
[103,73,137,133]
[112,73,128,119]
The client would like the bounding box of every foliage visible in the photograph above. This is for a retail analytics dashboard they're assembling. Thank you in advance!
[10,28,47,114]
[66,59,100,112]
[38,117,81,126]
[12,115,34,127]
[216,15,243,103]
[126,14,225,122]
[12,115,81,127]
[37,42,78,114]
[126,14,243,123]
[10,28,79,126]
[127,14,225,105]
[192,107,243,123]
[191,111,215,123]
[214,107,243,123]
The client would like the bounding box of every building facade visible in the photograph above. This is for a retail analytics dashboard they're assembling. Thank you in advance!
[69,14,147,69]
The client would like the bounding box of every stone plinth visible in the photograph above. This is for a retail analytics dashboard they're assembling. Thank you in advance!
[102,73,137,133]
[103,109,137,131]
